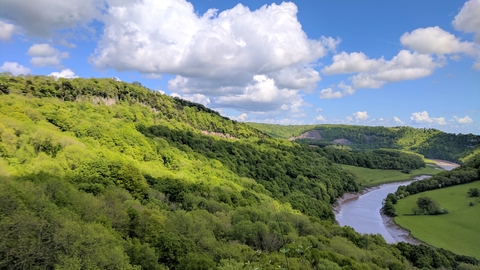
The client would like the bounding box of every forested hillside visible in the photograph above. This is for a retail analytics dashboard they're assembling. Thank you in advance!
[249,123,480,163]
[0,74,478,269]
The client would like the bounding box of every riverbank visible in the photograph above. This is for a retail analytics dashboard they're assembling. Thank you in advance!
[340,164,442,188]
[333,175,430,215]
[333,176,429,244]
[429,159,460,170]
[333,160,461,244]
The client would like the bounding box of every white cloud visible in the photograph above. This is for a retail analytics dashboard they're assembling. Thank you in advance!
[353,111,369,121]
[323,50,441,93]
[27,43,58,56]
[315,115,326,122]
[0,0,101,37]
[454,115,474,124]
[453,0,480,42]
[410,111,446,125]
[400,26,477,55]
[237,113,248,121]
[171,93,211,107]
[270,66,321,91]
[393,116,403,124]
[49,68,78,78]
[214,75,303,113]
[59,39,77,49]
[0,20,17,41]
[0,61,30,75]
[92,1,337,78]
[319,87,343,99]
[315,108,323,112]
[27,44,69,67]
[322,52,384,75]
[89,0,338,114]
[319,81,356,99]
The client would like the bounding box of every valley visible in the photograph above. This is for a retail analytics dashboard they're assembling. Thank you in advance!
[0,74,479,269]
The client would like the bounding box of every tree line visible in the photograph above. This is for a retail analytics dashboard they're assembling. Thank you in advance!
[314,147,425,173]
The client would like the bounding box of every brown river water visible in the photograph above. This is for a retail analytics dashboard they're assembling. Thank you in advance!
[334,160,459,244]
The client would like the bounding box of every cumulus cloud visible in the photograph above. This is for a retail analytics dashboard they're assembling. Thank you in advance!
[0,20,17,41]
[269,66,321,91]
[453,0,480,42]
[171,93,211,107]
[214,75,303,112]
[49,68,78,78]
[237,113,248,121]
[400,26,477,55]
[91,1,336,78]
[315,115,326,122]
[353,111,369,121]
[322,52,384,75]
[27,43,58,56]
[59,39,77,49]
[0,0,101,37]
[27,43,69,67]
[319,81,356,99]
[410,111,446,125]
[0,61,30,75]
[393,116,403,124]
[454,115,474,124]
[319,88,342,99]
[88,0,338,114]
[323,50,441,93]
[354,50,438,88]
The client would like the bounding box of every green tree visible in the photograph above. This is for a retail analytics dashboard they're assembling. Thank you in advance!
[467,187,479,197]
[413,196,448,215]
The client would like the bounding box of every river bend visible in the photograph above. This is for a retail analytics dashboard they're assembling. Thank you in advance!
[334,160,459,244]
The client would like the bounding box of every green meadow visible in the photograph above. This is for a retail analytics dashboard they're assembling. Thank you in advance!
[394,181,480,259]
[340,163,442,187]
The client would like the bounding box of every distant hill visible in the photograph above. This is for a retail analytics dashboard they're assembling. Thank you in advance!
[247,123,480,163]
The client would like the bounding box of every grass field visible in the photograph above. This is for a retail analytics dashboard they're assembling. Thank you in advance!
[394,181,480,259]
[340,164,442,187]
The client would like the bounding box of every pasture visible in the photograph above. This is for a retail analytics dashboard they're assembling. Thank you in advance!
[340,164,442,187]
[394,181,480,259]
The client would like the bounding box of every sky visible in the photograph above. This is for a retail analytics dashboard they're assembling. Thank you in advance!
[1,0,479,134]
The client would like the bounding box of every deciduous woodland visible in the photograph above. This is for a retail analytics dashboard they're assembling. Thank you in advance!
[0,74,479,269]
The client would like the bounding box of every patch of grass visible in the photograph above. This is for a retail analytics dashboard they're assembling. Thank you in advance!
[340,164,442,187]
[394,181,480,259]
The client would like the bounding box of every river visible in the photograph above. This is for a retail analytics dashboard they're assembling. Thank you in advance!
[334,160,459,244]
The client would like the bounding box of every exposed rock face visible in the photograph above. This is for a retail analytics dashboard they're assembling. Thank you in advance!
[201,130,237,140]
[332,138,352,145]
[291,130,352,145]
[290,130,322,141]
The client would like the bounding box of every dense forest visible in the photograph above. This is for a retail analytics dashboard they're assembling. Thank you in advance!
[314,148,425,173]
[0,73,479,269]
[249,123,480,163]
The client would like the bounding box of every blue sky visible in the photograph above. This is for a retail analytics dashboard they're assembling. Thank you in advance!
[1,0,479,134]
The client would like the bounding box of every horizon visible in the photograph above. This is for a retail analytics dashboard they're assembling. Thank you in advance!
[1,0,479,134]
